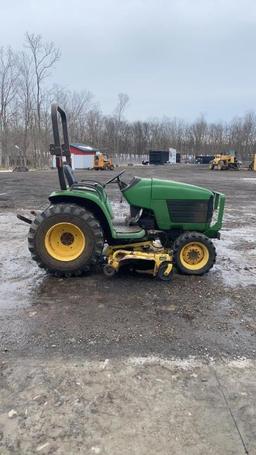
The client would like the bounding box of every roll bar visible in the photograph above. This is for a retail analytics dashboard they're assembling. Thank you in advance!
[49,103,72,190]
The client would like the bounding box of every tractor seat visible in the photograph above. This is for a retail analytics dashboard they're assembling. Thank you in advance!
[63,165,77,186]
[63,165,100,191]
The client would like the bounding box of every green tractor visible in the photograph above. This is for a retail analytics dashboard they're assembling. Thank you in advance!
[23,104,225,278]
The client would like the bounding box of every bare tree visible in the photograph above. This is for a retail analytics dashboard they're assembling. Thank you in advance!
[25,33,60,133]
[0,47,18,166]
[114,93,129,123]
[84,108,102,145]
[190,116,208,154]
[114,93,129,154]
[52,87,94,142]
[17,51,34,163]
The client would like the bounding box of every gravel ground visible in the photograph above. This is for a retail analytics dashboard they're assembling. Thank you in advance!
[0,165,255,454]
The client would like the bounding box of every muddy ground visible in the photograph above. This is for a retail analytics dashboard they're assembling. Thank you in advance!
[0,165,256,454]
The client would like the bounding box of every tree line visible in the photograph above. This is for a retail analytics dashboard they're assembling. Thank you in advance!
[0,33,255,168]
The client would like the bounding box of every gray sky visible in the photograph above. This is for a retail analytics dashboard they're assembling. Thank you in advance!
[1,0,256,122]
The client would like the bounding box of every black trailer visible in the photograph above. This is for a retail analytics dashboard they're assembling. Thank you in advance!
[195,155,215,164]
[149,150,169,165]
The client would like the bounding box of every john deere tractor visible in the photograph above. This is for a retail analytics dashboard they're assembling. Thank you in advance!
[21,104,225,278]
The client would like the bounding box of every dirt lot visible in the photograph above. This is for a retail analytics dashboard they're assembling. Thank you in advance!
[0,165,256,454]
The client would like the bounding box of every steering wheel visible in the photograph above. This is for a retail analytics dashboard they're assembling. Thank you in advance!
[103,169,126,187]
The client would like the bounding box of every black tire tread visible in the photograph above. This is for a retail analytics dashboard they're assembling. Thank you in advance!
[28,203,104,277]
[172,231,216,276]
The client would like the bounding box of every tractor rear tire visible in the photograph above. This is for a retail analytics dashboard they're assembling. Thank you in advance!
[28,204,104,277]
[173,232,216,275]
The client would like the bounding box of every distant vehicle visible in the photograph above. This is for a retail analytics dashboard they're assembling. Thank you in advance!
[196,155,215,164]
[209,153,240,170]
[94,152,114,170]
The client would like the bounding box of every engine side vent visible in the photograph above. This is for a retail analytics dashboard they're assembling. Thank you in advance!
[167,198,213,223]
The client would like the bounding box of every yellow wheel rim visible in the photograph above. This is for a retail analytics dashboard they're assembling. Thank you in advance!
[45,222,86,261]
[180,242,209,271]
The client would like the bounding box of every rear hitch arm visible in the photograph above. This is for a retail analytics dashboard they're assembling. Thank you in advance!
[17,210,40,225]
[17,214,32,224]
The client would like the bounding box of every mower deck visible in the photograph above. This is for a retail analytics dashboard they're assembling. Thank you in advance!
[103,240,173,280]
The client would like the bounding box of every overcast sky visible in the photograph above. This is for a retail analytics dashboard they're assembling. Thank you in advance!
[1,0,256,122]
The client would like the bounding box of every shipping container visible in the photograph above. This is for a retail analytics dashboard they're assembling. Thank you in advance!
[149,150,170,164]
[149,149,179,164]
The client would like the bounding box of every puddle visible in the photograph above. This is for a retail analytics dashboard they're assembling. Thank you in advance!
[0,204,130,311]
[0,212,44,309]
[216,202,256,287]
[241,178,256,183]
[215,226,256,287]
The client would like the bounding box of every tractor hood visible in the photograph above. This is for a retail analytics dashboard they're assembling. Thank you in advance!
[151,178,213,200]
[123,177,214,208]
[122,177,218,231]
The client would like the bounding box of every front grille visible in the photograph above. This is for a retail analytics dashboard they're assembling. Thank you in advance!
[167,198,213,223]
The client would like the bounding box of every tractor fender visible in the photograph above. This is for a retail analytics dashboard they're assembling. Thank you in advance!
[48,191,114,242]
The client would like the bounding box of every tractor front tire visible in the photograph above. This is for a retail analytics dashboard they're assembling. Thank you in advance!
[28,204,104,277]
[173,232,216,275]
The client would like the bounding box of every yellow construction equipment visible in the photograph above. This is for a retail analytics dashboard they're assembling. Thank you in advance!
[248,154,256,171]
[94,151,114,170]
[209,153,240,170]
